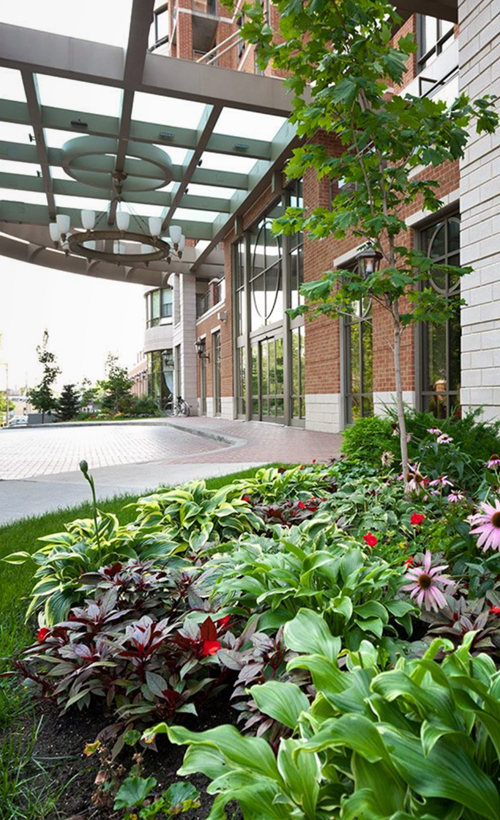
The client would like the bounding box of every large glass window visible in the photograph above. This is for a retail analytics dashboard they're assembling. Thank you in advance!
[147,349,173,410]
[213,331,221,416]
[249,211,283,332]
[418,15,455,72]
[147,287,173,327]
[234,181,304,426]
[292,326,305,420]
[420,214,461,418]
[345,296,373,422]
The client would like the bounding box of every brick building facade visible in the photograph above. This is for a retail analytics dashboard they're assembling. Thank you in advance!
[142,0,496,431]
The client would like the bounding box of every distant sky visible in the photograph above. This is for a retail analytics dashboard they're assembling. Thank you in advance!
[0,2,287,394]
[0,259,146,392]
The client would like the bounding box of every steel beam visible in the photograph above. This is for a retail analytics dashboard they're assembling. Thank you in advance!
[20,72,56,219]
[0,23,294,116]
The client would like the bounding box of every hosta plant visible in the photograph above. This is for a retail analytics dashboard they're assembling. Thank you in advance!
[200,526,415,651]
[155,632,500,820]
[133,480,263,551]
[3,514,181,624]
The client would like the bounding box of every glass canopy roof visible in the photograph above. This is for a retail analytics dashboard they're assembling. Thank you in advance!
[0,0,296,284]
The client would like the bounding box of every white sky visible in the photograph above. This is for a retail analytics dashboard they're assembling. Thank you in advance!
[0,2,287,393]
[0,258,146,392]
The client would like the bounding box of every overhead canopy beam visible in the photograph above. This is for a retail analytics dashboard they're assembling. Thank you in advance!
[109,0,155,226]
[0,23,295,116]
[161,104,222,232]
[20,72,56,220]
[0,99,275,161]
[395,0,457,22]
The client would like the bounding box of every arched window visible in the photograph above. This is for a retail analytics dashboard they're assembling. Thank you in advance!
[420,214,461,418]
[345,295,373,422]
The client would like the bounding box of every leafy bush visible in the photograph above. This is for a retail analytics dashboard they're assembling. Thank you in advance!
[201,527,414,651]
[12,560,246,752]
[4,514,181,623]
[160,632,500,820]
[341,416,395,467]
[133,481,263,550]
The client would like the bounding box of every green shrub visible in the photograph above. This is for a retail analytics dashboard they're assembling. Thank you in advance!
[341,416,395,467]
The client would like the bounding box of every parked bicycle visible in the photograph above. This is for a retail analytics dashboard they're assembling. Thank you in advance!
[173,395,191,417]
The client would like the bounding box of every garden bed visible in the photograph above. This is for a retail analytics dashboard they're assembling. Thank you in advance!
[4,413,500,819]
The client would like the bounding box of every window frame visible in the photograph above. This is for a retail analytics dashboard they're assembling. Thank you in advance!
[418,211,461,419]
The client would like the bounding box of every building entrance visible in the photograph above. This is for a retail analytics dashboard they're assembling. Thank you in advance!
[251,335,285,423]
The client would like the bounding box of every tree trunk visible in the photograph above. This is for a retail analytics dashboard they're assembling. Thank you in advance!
[392,307,410,494]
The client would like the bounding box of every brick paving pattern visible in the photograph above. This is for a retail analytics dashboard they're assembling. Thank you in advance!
[0,424,225,480]
[165,417,342,465]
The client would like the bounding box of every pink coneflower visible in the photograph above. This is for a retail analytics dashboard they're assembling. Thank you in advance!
[437,433,453,444]
[403,463,426,494]
[469,500,500,552]
[402,551,453,612]
[430,475,453,488]
[381,451,394,467]
[427,427,442,435]
[448,490,465,503]
[486,454,500,469]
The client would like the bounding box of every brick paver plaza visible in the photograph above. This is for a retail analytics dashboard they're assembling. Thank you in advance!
[0,420,342,523]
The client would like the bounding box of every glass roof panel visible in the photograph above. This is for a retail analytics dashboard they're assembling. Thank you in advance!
[128,203,165,218]
[132,93,206,130]
[44,128,104,149]
[2,1,133,48]
[0,159,41,176]
[0,189,47,205]
[0,120,33,144]
[214,107,286,141]
[200,151,255,174]
[173,207,218,223]
[50,166,73,180]
[55,194,111,212]
[37,75,122,118]
[186,182,236,199]
[0,68,27,102]
[154,145,189,165]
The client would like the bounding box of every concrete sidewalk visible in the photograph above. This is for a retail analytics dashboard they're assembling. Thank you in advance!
[0,417,341,524]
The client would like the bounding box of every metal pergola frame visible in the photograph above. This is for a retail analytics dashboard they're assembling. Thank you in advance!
[0,0,297,285]
[0,0,457,287]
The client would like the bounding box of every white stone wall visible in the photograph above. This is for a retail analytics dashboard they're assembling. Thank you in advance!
[459,0,500,421]
[373,391,416,418]
[171,274,199,414]
[305,393,341,433]
[220,396,234,420]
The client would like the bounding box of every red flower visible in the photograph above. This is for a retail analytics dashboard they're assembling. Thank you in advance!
[299,465,305,470]
[489,606,500,616]
[216,615,231,629]
[201,640,221,656]
[362,533,378,547]
[298,501,306,509]
[37,627,50,643]
[411,513,426,526]
[242,495,251,503]
[312,459,317,464]
[404,556,414,568]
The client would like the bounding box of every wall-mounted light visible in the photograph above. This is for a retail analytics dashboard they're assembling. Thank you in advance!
[194,339,210,359]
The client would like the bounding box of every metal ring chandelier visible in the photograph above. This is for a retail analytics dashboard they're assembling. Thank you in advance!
[49,210,185,266]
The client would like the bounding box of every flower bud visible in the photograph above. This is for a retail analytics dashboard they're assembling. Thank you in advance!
[79,459,89,474]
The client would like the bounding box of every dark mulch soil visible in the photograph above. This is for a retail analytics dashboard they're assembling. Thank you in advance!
[14,697,243,820]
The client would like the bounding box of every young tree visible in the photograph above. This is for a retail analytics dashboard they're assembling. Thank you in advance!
[100,353,134,414]
[234,0,497,487]
[56,383,81,421]
[28,330,61,423]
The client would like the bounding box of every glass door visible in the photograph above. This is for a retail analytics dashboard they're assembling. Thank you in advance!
[250,335,285,423]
